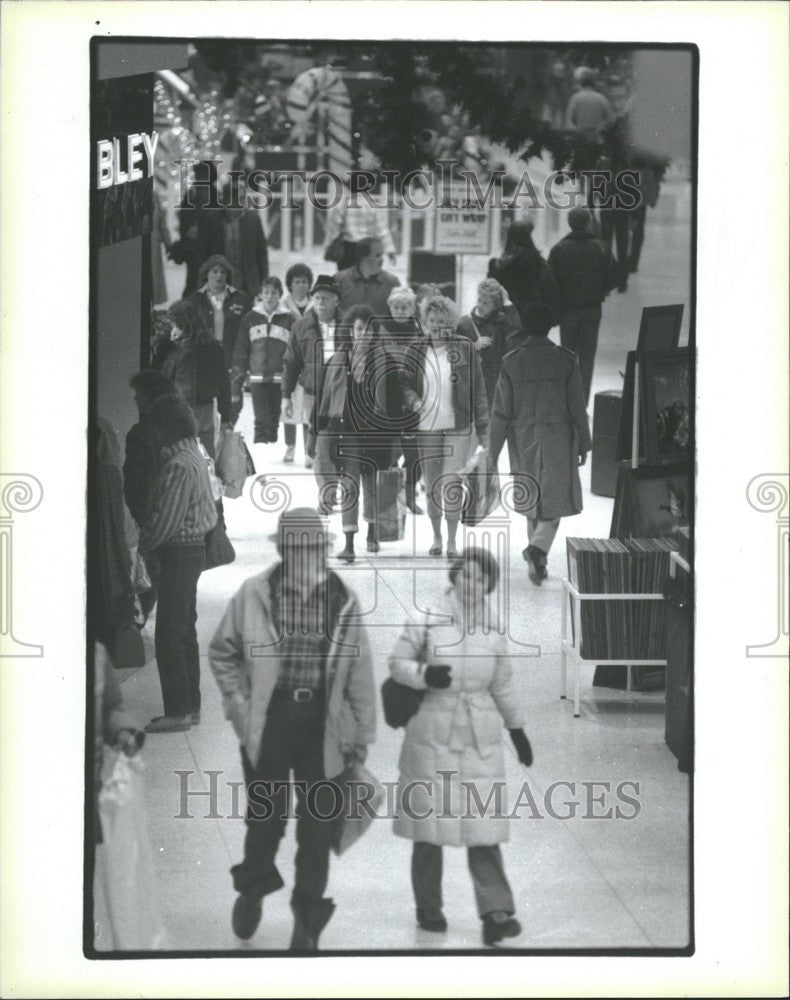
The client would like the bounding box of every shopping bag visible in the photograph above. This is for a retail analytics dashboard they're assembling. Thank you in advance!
[331,763,385,856]
[95,750,168,950]
[460,450,500,526]
[215,429,249,499]
[377,468,406,542]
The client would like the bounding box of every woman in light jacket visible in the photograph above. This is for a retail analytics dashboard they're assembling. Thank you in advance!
[400,296,489,558]
[388,547,534,946]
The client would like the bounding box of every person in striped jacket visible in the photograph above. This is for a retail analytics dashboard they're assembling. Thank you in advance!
[138,394,217,733]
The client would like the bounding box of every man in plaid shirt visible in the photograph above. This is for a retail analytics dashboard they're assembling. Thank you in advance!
[139,394,217,733]
[209,507,376,950]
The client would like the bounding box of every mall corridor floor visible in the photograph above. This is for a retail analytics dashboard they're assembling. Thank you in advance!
[115,210,691,951]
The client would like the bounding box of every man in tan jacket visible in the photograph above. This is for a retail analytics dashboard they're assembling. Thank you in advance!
[209,507,376,950]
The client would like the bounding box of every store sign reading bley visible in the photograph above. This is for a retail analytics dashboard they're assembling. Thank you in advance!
[96,131,159,189]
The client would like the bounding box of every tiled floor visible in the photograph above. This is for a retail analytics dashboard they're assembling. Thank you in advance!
[112,203,692,952]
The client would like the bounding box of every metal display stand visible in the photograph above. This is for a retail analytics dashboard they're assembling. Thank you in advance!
[560,580,667,718]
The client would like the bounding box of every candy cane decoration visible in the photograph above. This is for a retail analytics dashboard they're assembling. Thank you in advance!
[286,65,353,176]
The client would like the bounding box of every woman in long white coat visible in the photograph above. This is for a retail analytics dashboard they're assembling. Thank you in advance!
[388,547,534,946]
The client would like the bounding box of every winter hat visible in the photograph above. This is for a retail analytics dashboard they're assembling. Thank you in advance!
[310,274,339,297]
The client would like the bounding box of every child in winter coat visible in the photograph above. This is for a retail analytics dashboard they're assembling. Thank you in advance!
[231,277,294,446]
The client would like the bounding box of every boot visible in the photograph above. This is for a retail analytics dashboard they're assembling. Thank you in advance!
[482,911,522,946]
[338,531,355,563]
[289,898,336,952]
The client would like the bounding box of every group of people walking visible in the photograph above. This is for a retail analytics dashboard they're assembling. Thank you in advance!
[96,198,602,950]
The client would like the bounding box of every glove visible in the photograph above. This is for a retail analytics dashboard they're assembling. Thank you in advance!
[424,664,452,689]
[345,744,368,767]
[509,728,533,767]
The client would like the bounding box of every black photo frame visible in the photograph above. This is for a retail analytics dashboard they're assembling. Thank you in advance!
[636,304,684,353]
[610,462,691,539]
[641,348,692,462]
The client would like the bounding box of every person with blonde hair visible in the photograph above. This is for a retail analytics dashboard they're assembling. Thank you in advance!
[400,295,488,557]
[383,285,425,515]
[456,278,521,408]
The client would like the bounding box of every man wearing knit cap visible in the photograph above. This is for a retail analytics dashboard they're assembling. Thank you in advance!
[209,506,376,950]
[548,207,616,404]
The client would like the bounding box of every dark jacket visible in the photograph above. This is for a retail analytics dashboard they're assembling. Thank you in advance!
[193,341,232,423]
[548,230,617,309]
[490,337,592,519]
[400,336,489,440]
[335,265,400,317]
[281,309,343,400]
[456,308,521,407]
[187,285,251,367]
[231,305,294,397]
[157,342,197,408]
[197,210,269,297]
[124,418,160,527]
[316,343,400,468]
[488,249,559,326]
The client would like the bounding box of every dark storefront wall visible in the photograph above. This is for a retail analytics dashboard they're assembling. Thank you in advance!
[92,40,188,456]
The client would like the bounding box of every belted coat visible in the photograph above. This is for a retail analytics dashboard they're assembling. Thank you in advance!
[388,588,526,846]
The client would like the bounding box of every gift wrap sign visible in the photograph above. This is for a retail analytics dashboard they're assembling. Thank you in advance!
[434,198,491,255]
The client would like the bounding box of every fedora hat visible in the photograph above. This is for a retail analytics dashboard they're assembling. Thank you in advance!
[268,506,336,546]
[310,274,339,297]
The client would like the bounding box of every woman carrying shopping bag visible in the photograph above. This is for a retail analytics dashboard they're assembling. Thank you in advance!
[387,547,534,946]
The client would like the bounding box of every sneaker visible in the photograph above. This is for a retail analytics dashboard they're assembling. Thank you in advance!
[482,911,522,946]
[416,908,448,933]
[283,446,295,463]
[232,894,262,940]
[144,715,191,733]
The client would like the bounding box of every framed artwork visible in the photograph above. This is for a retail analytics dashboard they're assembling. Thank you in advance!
[614,351,646,462]
[636,304,684,353]
[641,348,692,461]
[611,463,692,540]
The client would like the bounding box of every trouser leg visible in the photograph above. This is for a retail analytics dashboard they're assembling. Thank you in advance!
[315,431,342,503]
[251,384,281,443]
[572,305,601,405]
[559,310,581,358]
[401,435,421,502]
[231,709,293,901]
[339,462,361,533]
[411,842,444,919]
[183,545,205,715]
[284,423,296,446]
[467,845,515,917]
[153,545,202,717]
[629,205,646,271]
[527,516,561,555]
[292,701,333,905]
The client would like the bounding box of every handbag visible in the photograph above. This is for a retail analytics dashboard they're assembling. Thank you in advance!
[203,502,235,570]
[377,467,406,542]
[111,621,145,671]
[381,618,430,729]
